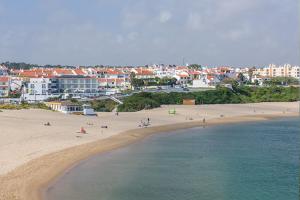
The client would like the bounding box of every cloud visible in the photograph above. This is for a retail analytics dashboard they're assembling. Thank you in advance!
[115,35,124,44]
[186,13,203,31]
[215,0,260,20]
[219,24,251,41]
[127,32,139,41]
[0,0,298,66]
[0,3,4,16]
[159,11,172,23]
[122,12,147,28]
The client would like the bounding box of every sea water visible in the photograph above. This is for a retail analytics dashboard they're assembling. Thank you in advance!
[46,117,299,200]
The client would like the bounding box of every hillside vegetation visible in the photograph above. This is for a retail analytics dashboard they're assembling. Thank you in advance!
[117,86,300,112]
[0,103,50,110]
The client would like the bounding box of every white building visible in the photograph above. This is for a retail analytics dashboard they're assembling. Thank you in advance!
[192,75,210,88]
[174,72,190,85]
[23,78,58,102]
[45,101,83,114]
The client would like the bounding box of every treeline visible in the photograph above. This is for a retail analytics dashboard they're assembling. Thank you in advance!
[1,62,75,70]
[131,77,177,88]
[117,86,300,112]
[264,77,299,86]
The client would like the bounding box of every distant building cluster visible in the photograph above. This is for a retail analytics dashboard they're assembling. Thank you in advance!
[253,64,299,78]
[0,63,299,101]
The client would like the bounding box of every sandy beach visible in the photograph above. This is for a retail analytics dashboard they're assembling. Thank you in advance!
[0,102,298,200]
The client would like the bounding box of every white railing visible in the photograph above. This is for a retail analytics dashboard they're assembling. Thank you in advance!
[108,96,123,104]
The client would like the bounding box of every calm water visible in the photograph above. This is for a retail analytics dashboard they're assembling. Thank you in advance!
[46,118,300,200]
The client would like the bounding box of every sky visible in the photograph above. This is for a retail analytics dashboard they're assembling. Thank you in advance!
[0,0,299,66]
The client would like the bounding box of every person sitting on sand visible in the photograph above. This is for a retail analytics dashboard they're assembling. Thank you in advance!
[80,127,87,134]
[44,122,51,126]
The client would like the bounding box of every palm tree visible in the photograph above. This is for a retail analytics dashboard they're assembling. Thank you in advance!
[129,72,136,90]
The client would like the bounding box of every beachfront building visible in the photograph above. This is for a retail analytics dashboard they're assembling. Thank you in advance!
[0,76,10,97]
[54,75,99,95]
[23,77,59,102]
[44,101,96,115]
[22,75,101,102]
[45,101,83,114]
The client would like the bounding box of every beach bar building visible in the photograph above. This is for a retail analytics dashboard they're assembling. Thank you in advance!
[45,101,83,114]
[182,99,196,105]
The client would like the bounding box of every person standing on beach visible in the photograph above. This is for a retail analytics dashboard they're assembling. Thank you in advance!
[202,118,206,128]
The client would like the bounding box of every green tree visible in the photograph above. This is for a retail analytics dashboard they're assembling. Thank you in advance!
[237,73,246,84]
[188,64,202,70]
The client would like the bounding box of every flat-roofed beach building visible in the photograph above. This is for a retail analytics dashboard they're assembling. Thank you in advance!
[44,101,83,114]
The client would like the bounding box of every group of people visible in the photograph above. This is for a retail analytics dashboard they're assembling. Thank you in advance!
[139,118,151,128]
[44,122,51,126]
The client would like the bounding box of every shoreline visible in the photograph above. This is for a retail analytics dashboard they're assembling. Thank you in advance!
[0,112,298,200]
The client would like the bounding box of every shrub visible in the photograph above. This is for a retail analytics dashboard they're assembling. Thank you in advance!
[117,86,299,112]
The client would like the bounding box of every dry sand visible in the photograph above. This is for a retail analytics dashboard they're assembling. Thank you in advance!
[0,102,298,200]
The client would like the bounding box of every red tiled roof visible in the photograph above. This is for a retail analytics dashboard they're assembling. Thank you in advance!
[207,75,215,80]
[0,76,9,82]
[106,69,124,75]
[189,71,201,75]
[135,68,154,75]
[74,69,86,75]
[54,69,74,75]
[176,66,188,70]
[178,74,189,78]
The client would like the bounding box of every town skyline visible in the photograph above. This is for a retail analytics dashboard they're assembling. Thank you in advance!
[1,60,299,69]
[0,0,299,66]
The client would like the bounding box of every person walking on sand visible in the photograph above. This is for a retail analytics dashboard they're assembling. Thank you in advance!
[203,118,206,124]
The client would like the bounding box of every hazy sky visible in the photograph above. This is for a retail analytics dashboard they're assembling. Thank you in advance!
[0,0,298,66]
